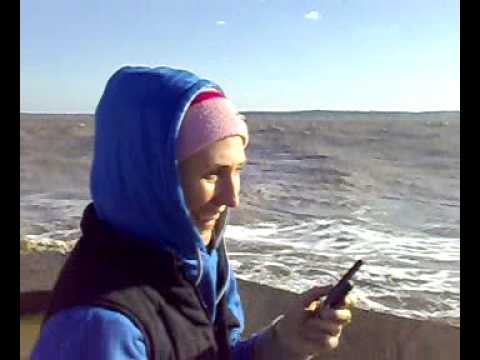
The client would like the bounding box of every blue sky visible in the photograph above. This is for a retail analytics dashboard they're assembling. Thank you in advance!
[21,0,459,113]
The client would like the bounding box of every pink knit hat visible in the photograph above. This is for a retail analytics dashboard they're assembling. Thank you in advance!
[176,89,249,162]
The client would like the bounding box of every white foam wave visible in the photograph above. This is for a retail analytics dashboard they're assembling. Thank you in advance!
[225,219,459,324]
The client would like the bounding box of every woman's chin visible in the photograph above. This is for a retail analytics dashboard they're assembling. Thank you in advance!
[200,229,214,245]
[196,219,217,244]
[198,217,217,228]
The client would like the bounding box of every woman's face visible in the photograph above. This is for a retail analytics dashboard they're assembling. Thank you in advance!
[179,136,247,245]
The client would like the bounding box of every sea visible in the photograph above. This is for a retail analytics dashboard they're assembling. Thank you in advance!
[20,111,460,326]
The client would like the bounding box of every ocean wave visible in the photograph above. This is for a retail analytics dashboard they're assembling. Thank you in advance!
[225,221,459,325]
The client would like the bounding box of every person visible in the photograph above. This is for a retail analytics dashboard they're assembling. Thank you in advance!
[31,66,355,359]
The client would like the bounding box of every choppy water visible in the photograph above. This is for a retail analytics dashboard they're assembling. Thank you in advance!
[20,114,460,326]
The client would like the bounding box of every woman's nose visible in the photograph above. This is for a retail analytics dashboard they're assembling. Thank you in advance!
[217,174,240,208]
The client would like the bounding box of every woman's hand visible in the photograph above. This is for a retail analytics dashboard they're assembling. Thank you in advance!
[271,285,356,359]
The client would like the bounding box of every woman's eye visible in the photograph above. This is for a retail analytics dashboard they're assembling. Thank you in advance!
[204,174,218,181]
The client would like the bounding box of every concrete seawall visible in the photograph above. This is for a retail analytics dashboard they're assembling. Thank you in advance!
[21,252,459,359]
[238,279,459,360]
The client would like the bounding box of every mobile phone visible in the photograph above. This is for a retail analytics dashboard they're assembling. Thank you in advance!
[323,259,363,309]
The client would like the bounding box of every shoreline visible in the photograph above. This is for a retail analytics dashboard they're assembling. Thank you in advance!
[20,239,459,327]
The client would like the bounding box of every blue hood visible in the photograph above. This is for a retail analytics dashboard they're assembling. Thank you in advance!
[91,66,219,259]
[90,66,244,335]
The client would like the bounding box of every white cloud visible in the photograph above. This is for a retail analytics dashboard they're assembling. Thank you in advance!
[216,20,226,26]
[304,11,321,21]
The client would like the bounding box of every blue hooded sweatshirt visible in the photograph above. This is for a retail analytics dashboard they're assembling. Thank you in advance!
[31,66,257,359]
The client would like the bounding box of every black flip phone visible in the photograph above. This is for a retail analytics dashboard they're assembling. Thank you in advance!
[323,260,363,309]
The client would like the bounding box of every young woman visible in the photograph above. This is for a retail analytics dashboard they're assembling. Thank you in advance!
[32,66,354,360]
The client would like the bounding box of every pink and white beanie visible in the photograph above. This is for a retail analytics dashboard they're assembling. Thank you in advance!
[176,89,249,162]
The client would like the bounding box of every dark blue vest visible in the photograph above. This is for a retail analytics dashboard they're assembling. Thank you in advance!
[45,204,239,360]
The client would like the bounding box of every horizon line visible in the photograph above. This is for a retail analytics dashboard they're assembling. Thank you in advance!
[20,109,460,115]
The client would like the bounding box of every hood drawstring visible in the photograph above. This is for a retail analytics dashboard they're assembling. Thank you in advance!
[191,210,231,311]
[215,239,231,306]
[193,240,230,304]
[194,246,204,287]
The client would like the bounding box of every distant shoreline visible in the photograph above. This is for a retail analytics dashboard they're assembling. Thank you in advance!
[20,110,460,123]
[20,110,460,116]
